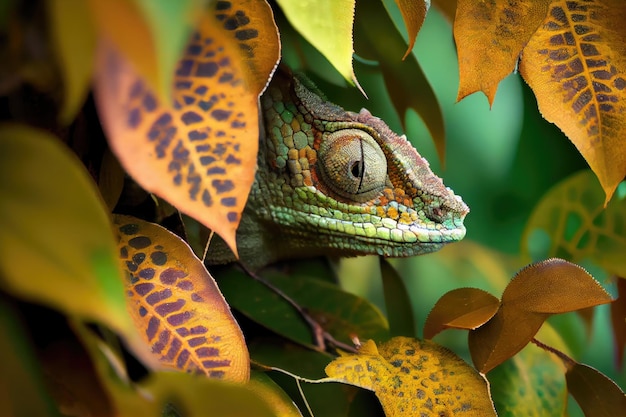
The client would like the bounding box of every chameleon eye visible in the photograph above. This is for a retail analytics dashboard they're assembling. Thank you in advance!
[318,129,387,202]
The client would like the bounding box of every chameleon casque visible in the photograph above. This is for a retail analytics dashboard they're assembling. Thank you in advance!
[207,67,469,269]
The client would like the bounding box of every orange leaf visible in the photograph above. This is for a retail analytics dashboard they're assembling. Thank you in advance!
[519,0,626,203]
[114,214,249,382]
[502,258,612,314]
[454,0,551,104]
[469,258,612,373]
[325,337,497,416]
[566,362,626,417]
[95,1,279,254]
[423,288,499,339]
[393,0,429,59]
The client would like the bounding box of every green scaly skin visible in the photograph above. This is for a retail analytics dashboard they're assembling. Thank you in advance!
[208,68,469,269]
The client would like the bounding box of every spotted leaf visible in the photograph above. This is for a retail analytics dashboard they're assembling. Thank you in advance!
[114,214,249,382]
[454,0,551,104]
[95,0,280,254]
[519,0,626,203]
[325,337,497,416]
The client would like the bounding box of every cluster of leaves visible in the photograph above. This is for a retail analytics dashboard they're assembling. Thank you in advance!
[1,0,626,417]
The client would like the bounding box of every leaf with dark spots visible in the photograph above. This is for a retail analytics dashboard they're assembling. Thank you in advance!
[114,214,249,382]
[95,0,279,255]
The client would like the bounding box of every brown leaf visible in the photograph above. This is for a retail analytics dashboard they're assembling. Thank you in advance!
[432,0,458,23]
[611,277,626,367]
[325,337,497,416]
[519,0,626,203]
[502,258,612,314]
[393,0,429,59]
[470,258,612,373]
[566,362,626,417]
[455,0,551,104]
[114,214,249,381]
[95,1,279,255]
[423,288,499,339]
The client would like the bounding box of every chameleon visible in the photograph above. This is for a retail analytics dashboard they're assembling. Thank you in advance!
[207,67,469,269]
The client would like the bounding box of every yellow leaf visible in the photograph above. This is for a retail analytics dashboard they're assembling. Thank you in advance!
[276,0,358,86]
[325,337,496,416]
[95,1,279,254]
[455,0,551,104]
[47,0,96,123]
[114,214,249,382]
[393,0,429,59]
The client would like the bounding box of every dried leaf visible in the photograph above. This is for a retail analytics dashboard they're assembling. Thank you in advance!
[455,0,551,103]
[114,214,249,382]
[611,277,626,367]
[519,0,626,203]
[276,0,357,86]
[502,258,612,313]
[423,288,499,339]
[95,0,280,254]
[325,337,497,416]
[566,362,626,417]
[47,0,96,123]
[392,0,429,59]
[469,259,612,373]
[522,170,626,277]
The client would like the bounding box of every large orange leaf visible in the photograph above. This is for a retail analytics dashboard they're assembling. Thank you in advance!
[325,337,497,416]
[519,0,626,203]
[95,0,280,254]
[455,0,551,103]
[114,214,249,382]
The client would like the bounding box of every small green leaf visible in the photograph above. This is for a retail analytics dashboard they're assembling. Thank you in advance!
[380,258,415,337]
[47,0,96,123]
[276,0,357,85]
[0,125,132,337]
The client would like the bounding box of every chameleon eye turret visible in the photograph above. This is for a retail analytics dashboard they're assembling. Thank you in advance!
[317,129,387,203]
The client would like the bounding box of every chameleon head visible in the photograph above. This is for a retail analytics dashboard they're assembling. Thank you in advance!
[244,70,469,264]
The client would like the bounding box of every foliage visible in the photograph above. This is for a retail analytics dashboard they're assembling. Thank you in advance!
[1,1,625,417]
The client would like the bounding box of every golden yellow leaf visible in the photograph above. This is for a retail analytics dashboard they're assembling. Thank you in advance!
[423,288,500,339]
[114,214,249,382]
[95,1,280,254]
[325,337,496,416]
[519,0,626,203]
[455,0,551,103]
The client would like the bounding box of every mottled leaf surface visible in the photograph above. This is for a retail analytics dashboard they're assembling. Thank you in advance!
[522,170,626,277]
[423,288,499,339]
[566,362,626,417]
[114,214,249,381]
[520,0,626,202]
[469,259,612,373]
[276,0,356,85]
[325,337,496,416]
[96,0,279,254]
[455,0,550,103]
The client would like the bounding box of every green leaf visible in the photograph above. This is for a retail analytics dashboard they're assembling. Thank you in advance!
[0,298,62,417]
[522,170,626,277]
[488,327,568,417]
[380,258,415,337]
[276,0,357,86]
[216,268,389,349]
[249,372,303,417]
[0,124,133,337]
[354,0,446,162]
[47,0,96,123]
